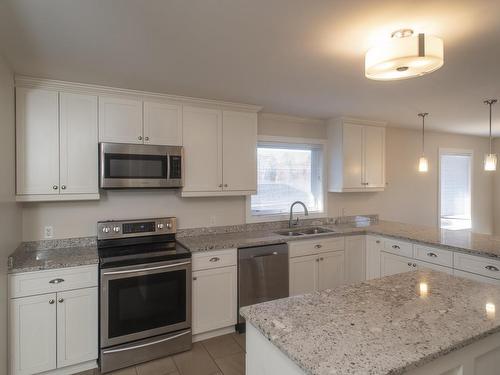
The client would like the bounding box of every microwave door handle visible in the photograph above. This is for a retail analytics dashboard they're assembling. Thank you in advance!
[166,153,170,180]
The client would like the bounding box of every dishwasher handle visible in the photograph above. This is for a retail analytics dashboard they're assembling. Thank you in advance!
[251,251,279,259]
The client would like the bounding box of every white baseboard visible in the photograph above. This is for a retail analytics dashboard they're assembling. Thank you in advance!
[193,326,236,342]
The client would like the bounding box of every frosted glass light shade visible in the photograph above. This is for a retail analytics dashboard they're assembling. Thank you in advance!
[484,153,497,171]
[365,33,444,80]
[418,156,429,172]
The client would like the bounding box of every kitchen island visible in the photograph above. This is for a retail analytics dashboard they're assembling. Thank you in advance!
[240,270,500,375]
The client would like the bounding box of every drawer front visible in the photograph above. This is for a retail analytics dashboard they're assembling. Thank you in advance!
[414,260,453,275]
[454,252,500,280]
[192,248,237,271]
[9,265,98,298]
[454,269,500,286]
[414,245,453,267]
[383,238,413,258]
[289,237,345,258]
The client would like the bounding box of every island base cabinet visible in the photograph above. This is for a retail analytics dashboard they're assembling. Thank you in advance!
[10,293,57,375]
[381,252,415,276]
[192,266,237,335]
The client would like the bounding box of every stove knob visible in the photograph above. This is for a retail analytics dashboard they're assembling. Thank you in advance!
[157,223,165,230]
[113,226,121,233]
[166,222,173,229]
[102,227,110,233]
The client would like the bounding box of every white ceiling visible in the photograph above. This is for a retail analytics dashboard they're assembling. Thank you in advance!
[1,0,500,136]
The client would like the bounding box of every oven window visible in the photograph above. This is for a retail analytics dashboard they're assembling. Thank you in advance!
[107,269,186,338]
[105,153,167,179]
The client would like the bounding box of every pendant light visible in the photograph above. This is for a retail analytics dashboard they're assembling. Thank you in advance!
[365,29,444,81]
[484,99,498,171]
[418,112,429,173]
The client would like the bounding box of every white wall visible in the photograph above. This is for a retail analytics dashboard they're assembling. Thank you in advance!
[0,56,21,375]
[329,127,494,234]
[20,114,496,240]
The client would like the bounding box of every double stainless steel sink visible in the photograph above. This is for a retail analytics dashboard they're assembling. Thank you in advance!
[275,226,336,237]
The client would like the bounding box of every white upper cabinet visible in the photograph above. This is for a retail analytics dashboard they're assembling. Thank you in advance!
[143,101,182,145]
[182,106,223,193]
[222,110,257,192]
[328,117,386,192]
[182,107,258,197]
[98,96,143,144]
[16,88,99,201]
[16,88,60,195]
[59,92,98,195]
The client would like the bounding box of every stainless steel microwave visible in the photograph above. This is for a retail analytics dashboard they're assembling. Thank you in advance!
[99,143,183,189]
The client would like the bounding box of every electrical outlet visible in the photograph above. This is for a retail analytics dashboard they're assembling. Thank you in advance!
[209,216,216,226]
[44,226,54,238]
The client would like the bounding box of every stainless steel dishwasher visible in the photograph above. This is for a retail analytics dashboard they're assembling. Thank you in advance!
[237,243,289,332]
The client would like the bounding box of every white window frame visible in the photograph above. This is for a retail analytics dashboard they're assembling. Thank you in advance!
[438,148,473,231]
[245,135,328,223]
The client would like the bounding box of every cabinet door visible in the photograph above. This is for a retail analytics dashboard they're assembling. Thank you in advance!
[363,126,385,188]
[192,266,237,335]
[222,111,257,192]
[380,252,412,277]
[182,106,223,192]
[414,260,453,275]
[318,251,345,291]
[10,294,57,375]
[56,287,98,368]
[98,96,143,144]
[143,101,182,145]
[289,254,318,296]
[342,123,364,189]
[454,270,500,286]
[59,92,98,194]
[16,88,59,195]
[345,236,366,284]
[366,236,383,280]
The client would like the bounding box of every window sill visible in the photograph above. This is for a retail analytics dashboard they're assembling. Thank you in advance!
[245,211,327,224]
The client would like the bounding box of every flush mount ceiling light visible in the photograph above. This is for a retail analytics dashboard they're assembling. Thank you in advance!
[365,29,444,80]
[484,99,498,171]
[418,112,429,173]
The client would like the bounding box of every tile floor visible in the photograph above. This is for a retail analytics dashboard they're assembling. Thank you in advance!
[80,332,246,375]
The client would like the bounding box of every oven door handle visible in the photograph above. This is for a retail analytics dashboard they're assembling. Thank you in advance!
[102,330,191,354]
[102,261,191,276]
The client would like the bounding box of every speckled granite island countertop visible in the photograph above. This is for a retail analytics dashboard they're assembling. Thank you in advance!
[178,220,500,259]
[8,237,98,274]
[240,270,500,375]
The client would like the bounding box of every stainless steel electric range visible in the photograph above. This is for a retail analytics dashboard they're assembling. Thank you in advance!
[97,217,192,373]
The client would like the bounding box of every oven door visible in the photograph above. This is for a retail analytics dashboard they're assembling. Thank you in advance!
[100,259,191,348]
[99,143,183,188]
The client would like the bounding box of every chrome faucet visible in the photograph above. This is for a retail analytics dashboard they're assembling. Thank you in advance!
[289,201,309,228]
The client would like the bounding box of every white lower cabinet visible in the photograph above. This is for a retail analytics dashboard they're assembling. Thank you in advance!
[9,266,98,375]
[454,269,500,286]
[365,236,383,280]
[191,249,237,335]
[10,293,57,375]
[318,251,345,291]
[289,254,319,295]
[344,236,366,284]
[380,252,415,277]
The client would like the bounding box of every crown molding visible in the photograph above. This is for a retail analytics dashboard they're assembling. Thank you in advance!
[15,75,263,113]
[329,116,387,127]
[259,112,325,126]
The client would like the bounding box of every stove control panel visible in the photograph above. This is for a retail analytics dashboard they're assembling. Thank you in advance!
[97,217,176,240]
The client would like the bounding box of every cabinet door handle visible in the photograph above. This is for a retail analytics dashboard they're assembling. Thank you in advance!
[485,265,499,272]
[49,278,65,284]
[52,185,58,190]
[316,258,320,262]
[314,244,322,249]
[58,298,64,303]
[392,245,400,249]
[209,257,220,262]
[407,262,412,266]
[145,136,149,141]
[49,299,55,304]
[376,240,381,244]
[61,185,66,190]
[413,263,417,267]
[138,136,143,141]
[224,184,228,188]
[218,184,223,188]
[193,277,197,281]
[427,252,437,258]
[319,257,324,261]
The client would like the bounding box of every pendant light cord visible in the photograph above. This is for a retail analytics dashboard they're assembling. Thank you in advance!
[485,99,498,154]
[418,113,428,155]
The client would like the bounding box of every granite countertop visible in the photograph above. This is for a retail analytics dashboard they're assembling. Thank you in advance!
[8,237,98,274]
[240,270,500,375]
[178,220,500,259]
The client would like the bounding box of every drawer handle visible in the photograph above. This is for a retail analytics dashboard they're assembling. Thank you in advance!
[407,262,412,266]
[413,263,417,267]
[485,265,499,272]
[392,245,400,249]
[49,278,65,284]
[193,277,197,281]
[427,252,438,258]
[319,257,324,261]
[376,240,381,244]
[49,299,55,304]
[58,298,64,303]
[209,257,220,262]
[314,244,322,249]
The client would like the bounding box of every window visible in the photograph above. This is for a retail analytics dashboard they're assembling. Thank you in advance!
[439,150,472,230]
[249,141,324,219]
